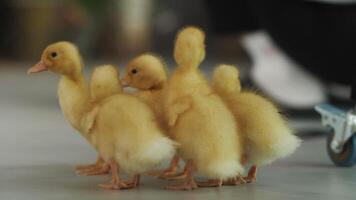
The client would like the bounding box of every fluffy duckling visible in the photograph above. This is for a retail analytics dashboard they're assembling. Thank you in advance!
[75,65,123,175]
[28,42,176,189]
[212,64,301,182]
[121,54,168,130]
[122,58,301,184]
[75,65,122,176]
[121,54,180,178]
[162,27,244,190]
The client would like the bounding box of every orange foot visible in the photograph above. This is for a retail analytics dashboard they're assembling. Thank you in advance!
[223,174,247,186]
[98,160,133,190]
[165,160,198,190]
[160,156,187,180]
[123,174,141,188]
[76,164,110,176]
[146,166,179,178]
[160,169,188,180]
[146,155,180,178]
[243,165,257,183]
[165,180,198,190]
[197,179,223,187]
[75,157,110,176]
[99,181,130,190]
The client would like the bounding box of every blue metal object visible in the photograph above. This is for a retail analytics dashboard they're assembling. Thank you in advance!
[315,103,356,167]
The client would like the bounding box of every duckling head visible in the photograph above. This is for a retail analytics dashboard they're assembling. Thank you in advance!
[213,64,241,94]
[121,53,167,90]
[28,41,83,79]
[174,26,205,69]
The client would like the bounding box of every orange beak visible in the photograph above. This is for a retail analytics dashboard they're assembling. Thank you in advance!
[27,61,48,74]
[120,77,130,87]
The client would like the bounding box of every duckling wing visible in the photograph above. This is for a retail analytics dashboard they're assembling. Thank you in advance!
[81,105,100,134]
[167,96,192,127]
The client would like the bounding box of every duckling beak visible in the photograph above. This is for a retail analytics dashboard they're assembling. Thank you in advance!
[120,77,130,87]
[27,61,48,74]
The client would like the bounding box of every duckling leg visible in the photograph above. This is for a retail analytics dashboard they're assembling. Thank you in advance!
[76,156,110,176]
[222,174,247,186]
[160,164,188,180]
[98,160,129,190]
[146,155,180,178]
[160,155,179,176]
[165,160,198,190]
[243,165,257,183]
[123,174,141,188]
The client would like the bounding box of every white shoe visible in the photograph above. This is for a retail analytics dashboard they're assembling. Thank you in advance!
[241,31,327,109]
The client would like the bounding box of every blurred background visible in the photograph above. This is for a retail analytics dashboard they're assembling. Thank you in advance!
[0,0,216,60]
[2,0,356,134]
[1,1,356,199]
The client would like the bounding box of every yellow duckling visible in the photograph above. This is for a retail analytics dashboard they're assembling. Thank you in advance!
[121,58,301,184]
[28,42,176,189]
[212,64,301,182]
[162,27,244,190]
[121,54,180,178]
[75,65,122,176]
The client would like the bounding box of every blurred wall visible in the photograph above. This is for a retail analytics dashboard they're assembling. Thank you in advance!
[0,0,213,62]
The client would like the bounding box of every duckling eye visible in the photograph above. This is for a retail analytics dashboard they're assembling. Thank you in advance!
[131,69,138,74]
[50,52,58,58]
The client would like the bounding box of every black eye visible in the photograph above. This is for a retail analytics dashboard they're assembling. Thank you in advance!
[131,69,138,74]
[51,52,58,58]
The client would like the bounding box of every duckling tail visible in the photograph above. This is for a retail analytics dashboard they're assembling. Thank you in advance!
[212,64,241,96]
[90,65,122,102]
[174,26,206,68]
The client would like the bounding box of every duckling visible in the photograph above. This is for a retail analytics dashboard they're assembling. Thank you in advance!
[121,55,246,183]
[121,54,168,131]
[76,65,122,176]
[121,58,301,184]
[28,42,176,189]
[212,64,301,182]
[162,27,244,190]
[121,54,180,178]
